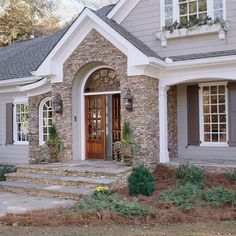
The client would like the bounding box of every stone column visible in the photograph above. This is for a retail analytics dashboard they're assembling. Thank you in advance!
[121,75,159,168]
[159,86,170,163]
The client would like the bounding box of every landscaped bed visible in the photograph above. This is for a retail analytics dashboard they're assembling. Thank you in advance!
[0,164,235,227]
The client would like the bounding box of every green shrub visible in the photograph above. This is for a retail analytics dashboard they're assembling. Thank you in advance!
[175,162,205,188]
[74,193,152,217]
[202,188,236,208]
[159,183,205,209]
[128,164,155,196]
[224,170,236,183]
[0,166,17,181]
[160,184,236,209]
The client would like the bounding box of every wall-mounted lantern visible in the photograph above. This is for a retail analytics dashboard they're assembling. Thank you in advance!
[123,88,133,111]
[53,94,63,114]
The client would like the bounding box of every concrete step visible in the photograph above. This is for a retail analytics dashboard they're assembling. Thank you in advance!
[0,181,93,201]
[5,172,116,187]
[17,165,130,178]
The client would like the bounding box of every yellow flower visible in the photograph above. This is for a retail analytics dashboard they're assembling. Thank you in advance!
[94,186,109,192]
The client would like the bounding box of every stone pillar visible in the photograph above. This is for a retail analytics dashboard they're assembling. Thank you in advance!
[121,75,159,168]
[159,86,170,163]
[28,92,51,164]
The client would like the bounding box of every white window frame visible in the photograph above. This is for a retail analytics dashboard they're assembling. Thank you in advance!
[13,97,29,145]
[199,82,229,147]
[160,0,226,28]
[39,97,52,146]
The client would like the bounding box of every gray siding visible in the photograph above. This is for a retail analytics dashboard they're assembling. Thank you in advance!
[177,84,236,161]
[122,0,236,57]
[0,92,29,165]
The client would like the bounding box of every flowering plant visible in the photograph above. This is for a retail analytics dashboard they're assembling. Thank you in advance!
[94,186,109,195]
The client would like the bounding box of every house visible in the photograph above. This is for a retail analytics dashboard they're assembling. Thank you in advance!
[0,0,236,167]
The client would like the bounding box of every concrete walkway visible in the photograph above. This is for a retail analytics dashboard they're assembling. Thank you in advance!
[0,191,76,217]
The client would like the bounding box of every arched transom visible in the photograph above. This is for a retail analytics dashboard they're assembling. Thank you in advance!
[84,68,120,93]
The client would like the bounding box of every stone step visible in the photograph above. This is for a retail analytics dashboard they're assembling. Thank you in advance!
[5,172,116,188]
[17,165,130,178]
[0,181,93,201]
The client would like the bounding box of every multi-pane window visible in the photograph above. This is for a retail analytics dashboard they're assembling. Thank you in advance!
[164,0,174,26]
[214,0,224,20]
[200,83,228,145]
[179,0,207,26]
[42,99,53,143]
[15,103,29,143]
[161,0,226,28]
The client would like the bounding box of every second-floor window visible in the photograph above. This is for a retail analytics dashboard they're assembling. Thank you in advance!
[162,0,225,27]
[179,0,207,26]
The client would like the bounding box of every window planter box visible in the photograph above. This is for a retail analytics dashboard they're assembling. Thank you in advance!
[156,24,226,47]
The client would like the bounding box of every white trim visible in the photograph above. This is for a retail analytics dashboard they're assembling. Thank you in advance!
[80,65,122,161]
[199,81,229,147]
[35,8,149,83]
[18,78,49,92]
[107,0,141,24]
[0,76,40,87]
[84,91,121,96]
[159,86,170,163]
[13,97,29,146]
[39,97,52,146]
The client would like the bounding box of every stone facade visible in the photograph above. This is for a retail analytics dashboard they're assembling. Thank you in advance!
[28,92,51,164]
[28,29,160,167]
[123,76,159,167]
[52,29,127,162]
[167,86,178,159]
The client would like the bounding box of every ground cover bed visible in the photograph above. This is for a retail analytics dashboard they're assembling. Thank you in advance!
[0,164,235,227]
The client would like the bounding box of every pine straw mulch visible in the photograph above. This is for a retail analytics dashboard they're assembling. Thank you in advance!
[0,165,235,227]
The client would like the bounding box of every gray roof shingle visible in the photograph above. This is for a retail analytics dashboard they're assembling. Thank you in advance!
[0,28,68,81]
[1,4,236,81]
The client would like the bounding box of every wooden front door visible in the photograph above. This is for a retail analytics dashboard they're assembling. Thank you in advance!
[85,95,106,160]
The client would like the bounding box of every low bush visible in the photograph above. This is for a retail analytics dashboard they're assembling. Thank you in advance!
[128,164,155,196]
[0,166,17,181]
[202,187,236,208]
[74,193,152,217]
[159,183,205,209]
[224,170,236,183]
[175,162,205,188]
[160,184,236,209]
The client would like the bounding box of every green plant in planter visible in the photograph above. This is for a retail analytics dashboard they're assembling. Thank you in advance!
[44,125,63,163]
[113,121,140,166]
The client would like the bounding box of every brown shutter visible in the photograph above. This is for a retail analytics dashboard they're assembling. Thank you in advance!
[187,85,200,146]
[6,103,14,145]
[228,82,236,146]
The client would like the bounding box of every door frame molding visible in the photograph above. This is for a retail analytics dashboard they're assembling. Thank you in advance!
[80,65,121,161]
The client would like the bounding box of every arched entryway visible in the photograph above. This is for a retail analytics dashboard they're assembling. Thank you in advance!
[72,65,121,161]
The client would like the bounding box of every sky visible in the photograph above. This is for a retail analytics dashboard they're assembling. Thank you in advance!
[56,0,84,25]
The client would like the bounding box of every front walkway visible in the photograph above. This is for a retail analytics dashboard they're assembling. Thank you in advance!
[0,191,75,217]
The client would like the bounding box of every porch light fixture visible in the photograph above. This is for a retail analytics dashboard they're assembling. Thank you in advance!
[123,88,133,111]
[53,94,63,113]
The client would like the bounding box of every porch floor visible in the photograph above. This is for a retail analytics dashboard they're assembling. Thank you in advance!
[17,160,132,175]
[169,158,236,171]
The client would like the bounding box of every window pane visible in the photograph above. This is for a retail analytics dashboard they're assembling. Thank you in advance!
[165,6,173,18]
[199,0,207,12]
[211,105,217,114]
[220,133,226,142]
[211,95,218,104]
[180,3,187,15]
[201,84,227,144]
[204,133,211,142]
[203,105,209,113]
[189,1,197,14]
[212,134,219,142]
[214,0,223,9]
